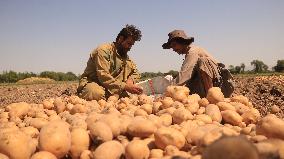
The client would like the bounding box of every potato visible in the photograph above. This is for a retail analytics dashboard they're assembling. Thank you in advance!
[119,115,133,134]
[70,118,87,130]
[187,94,201,103]
[202,136,259,159]
[216,102,236,111]
[24,117,49,129]
[148,114,163,128]
[53,98,66,113]
[108,95,119,103]
[198,98,209,107]
[205,104,222,123]
[149,149,163,158]
[241,108,261,124]
[134,108,148,117]
[195,114,212,124]
[0,111,9,123]
[39,121,71,158]
[164,145,179,156]
[152,102,162,114]
[160,97,174,109]
[138,94,153,105]
[206,87,224,104]
[127,117,157,138]
[125,139,150,159]
[255,142,279,159]
[200,129,223,146]
[70,128,90,159]
[143,137,156,150]
[98,114,121,137]
[172,107,194,124]
[86,112,102,126]
[117,135,130,148]
[0,153,9,159]
[88,121,113,143]
[159,114,172,126]
[154,127,185,150]
[92,141,124,159]
[195,107,204,115]
[230,102,250,115]
[184,102,200,114]
[250,134,267,142]
[42,99,54,109]
[30,151,57,159]
[70,104,87,114]
[170,101,184,109]
[80,150,93,159]
[256,114,284,139]
[261,139,284,158]
[68,95,86,105]
[20,126,39,139]
[0,129,35,159]
[231,95,250,106]
[241,126,252,135]
[157,107,176,116]
[186,124,219,145]
[165,86,190,102]
[140,104,153,114]
[221,110,243,126]
[6,102,31,119]
[164,145,192,158]
[271,105,281,114]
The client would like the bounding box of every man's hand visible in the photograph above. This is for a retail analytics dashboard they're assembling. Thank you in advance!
[126,78,134,85]
[124,82,143,94]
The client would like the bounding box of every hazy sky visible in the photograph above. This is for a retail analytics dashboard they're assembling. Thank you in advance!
[0,0,283,74]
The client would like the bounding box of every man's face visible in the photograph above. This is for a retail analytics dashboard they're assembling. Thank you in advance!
[117,36,135,56]
[170,41,184,54]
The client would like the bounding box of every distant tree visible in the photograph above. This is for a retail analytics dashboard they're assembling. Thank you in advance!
[1,71,18,83]
[235,66,241,74]
[165,70,179,78]
[250,60,268,73]
[40,71,59,80]
[274,60,284,72]
[65,72,78,81]
[228,65,235,74]
[240,63,245,73]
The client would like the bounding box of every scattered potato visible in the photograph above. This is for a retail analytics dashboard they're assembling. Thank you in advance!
[206,87,224,104]
[39,121,71,158]
[154,127,185,150]
[125,139,150,159]
[256,114,284,139]
[92,141,124,159]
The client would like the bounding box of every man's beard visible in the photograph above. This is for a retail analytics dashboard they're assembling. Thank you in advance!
[117,45,128,58]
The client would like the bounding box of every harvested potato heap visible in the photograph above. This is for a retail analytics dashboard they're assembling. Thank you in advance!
[1,86,284,159]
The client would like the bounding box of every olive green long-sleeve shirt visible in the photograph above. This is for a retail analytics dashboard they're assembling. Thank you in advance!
[81,42,140,95]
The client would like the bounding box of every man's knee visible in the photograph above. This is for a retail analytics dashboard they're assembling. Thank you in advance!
[79,82,105,101]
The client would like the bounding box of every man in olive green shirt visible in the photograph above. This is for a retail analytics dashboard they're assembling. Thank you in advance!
[77,24,143,101]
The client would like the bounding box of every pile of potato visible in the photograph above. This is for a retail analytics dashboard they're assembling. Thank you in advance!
[255,75,284,86]
[1,86,284,159]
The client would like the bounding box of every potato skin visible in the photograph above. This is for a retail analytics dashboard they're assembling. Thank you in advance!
[256,115,284,140]
[154,127,185,150]
[39,121,71,158]
[125,139,150,159]
[70,128,90,159]
[0,129,35,159]
[92,141,124,159]
[30,151,57,159]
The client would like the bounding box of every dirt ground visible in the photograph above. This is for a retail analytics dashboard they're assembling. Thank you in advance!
[0,75,283,118]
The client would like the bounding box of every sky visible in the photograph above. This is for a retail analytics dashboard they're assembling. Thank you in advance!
[0,0,283,74]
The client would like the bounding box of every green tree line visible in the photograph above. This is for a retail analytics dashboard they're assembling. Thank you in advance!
[1,59,283,83]
[228,59,284,74]
[0,71,78,83]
